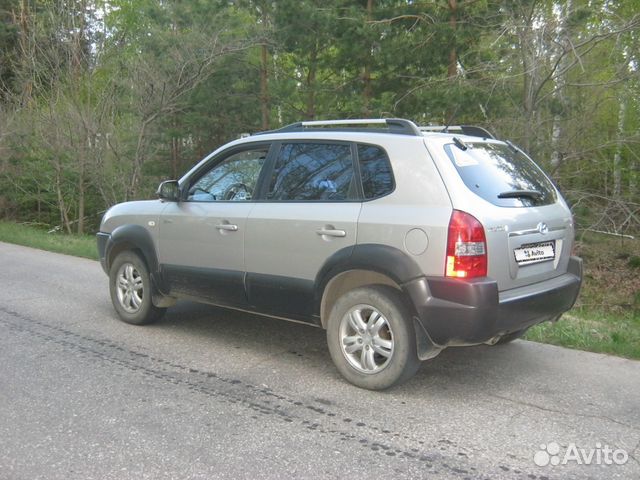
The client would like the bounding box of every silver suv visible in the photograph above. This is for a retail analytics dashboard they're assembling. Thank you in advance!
[97,119,582,390]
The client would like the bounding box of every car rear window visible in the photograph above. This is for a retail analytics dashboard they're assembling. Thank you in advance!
[443,142,557,207]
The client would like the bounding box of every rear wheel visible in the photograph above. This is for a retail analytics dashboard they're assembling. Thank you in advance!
[327,286,420,390]
[109,251,166,325]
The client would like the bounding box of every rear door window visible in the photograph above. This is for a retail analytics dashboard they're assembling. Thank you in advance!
[443,142,557,207]
[266,143,355,201]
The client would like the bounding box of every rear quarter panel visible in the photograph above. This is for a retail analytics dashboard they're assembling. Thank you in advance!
[356,136,452,277]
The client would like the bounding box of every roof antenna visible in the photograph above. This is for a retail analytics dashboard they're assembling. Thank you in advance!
[442,105,460,133]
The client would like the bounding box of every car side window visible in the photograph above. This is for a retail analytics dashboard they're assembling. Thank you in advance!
[357,144,394,199]
[266,143,355,201]
[187,148,268,202]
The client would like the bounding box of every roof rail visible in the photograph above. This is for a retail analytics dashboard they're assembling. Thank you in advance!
[255,118,422,137]
[419,125,494,139]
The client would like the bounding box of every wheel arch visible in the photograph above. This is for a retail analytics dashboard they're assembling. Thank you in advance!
[315,244,423,328]
[320,269,401,328]
[316,244,442,362]
[106,224,159,277]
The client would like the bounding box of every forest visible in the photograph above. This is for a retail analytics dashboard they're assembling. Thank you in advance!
[0,0,638,237]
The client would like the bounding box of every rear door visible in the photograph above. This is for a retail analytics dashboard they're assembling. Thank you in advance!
[245,141,361,321]
[439,140,574,291]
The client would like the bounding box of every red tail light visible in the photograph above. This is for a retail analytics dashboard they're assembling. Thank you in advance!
[445,210,487,278]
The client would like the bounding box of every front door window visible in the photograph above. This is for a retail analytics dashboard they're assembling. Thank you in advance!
[188,148,267,202]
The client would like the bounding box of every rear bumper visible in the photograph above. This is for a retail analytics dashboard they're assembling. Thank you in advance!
[404,256,582,347]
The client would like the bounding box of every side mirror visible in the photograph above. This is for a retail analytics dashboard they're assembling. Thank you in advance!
[157,180,180,202]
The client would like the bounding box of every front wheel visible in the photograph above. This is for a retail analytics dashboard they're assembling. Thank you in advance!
[327,286,420,390]
[109,251,166,325]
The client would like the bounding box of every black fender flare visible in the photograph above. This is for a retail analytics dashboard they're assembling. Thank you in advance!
[314,243,441,361]
[314,243,423,305]
[106,224,160,279]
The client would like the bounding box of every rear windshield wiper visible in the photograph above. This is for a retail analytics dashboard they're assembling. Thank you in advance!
[497,189,542,200]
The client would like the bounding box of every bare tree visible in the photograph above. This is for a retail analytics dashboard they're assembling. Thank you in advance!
[113,34,252,199]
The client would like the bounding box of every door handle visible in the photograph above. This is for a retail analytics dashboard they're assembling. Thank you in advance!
[316,228,346,238]
[215,223,238,232]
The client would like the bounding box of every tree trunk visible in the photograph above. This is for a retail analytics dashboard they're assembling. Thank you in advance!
[170,114,180,179]
[447,0,458,80]
[259,3,270,129]
[77,156,85,234]
[18,0,32,103]
[613,92,626,198]
[260,43,269,129]
[550,0,572,170]
[72,0,87,76]
[550,115,562,169]
[129,119,151,200]
[362,0,373,116]
[36,184,41,222]
[517,8,537,154]
[305,46,318,120]
[362,64,371,116]
[260,44,269,130]
[55,165,72,234]
[273,53,283,125]
[630,159,637,199]
[171,135,180,179]
[520,39,533,152]
[170,9,181,178]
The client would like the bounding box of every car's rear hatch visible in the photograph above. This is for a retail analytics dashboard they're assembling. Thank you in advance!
[425,136,574,292]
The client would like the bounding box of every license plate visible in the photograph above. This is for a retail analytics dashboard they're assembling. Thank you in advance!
[514,241,555,265]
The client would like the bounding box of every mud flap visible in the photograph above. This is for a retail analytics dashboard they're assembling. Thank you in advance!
[413,317,443,361]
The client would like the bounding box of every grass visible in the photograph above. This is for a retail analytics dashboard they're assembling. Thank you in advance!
[526,311,640,359]
[0,221,638,360]
[0,221,98,260]
[524,230,640,360]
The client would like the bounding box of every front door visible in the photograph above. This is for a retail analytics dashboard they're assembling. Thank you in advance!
[158,145,270,307]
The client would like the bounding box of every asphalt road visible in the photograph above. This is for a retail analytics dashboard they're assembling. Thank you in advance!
[0,242,638,480]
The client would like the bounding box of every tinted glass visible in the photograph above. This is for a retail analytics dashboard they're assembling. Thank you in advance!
[188,148,267,201]
[358,144,394,199]
[443,142,557,207]
[267,143,354,201]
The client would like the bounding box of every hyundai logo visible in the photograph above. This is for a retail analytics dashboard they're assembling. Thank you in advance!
[537,222,549,235]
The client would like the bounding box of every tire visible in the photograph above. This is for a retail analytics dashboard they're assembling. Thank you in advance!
[326,285,420,390]
[109,251,166,325]
[493,328,528,345]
